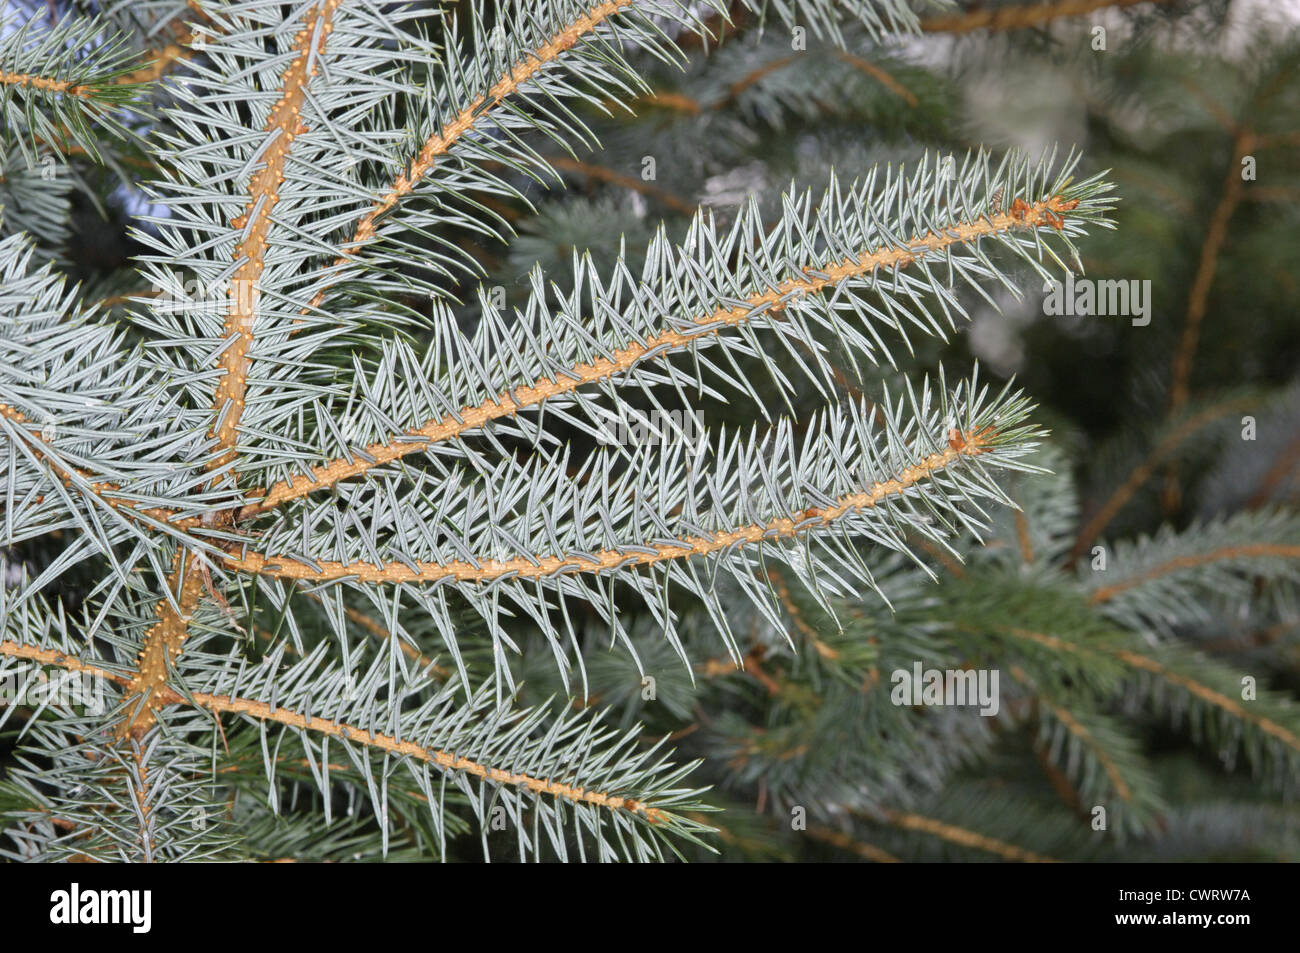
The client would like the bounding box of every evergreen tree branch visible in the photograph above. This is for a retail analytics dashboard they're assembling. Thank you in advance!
[642,90,701,113]
[769,568,839,659]
[1167,129,1254,415]
[1031,735,1087,816]
[1,237,208,578]
[806,822,900,861]
[0,3,147,161]
[0,636,701,843]
[868,807,1059,862]
[304,0,639,316]
[995,626,1300,755]
[0,69,94,97]
[1069,394,1258,563]
[1027,690,1133,803]
[123,0,346,735]
[697,647,782,694]
[1082,509,1300,633]
[225,424,999,584]
[127,741,157,862]
[302,591,448,679]
[242,191,1085,518]
[547,154,696,213]
[8,0,1218,862]
[919,0,1175,34]
[0,638,127,687]
[297,0,931,313]
[211,0,345,484]
[1089,543,1300,604]
[1014,509,1035,564]
[715,48,917,110]
[1112,646,1300,751]
[1247,431,1300,509]
[0,402,190,527]
[111,3,217,86]
[833,50,918,105]
[121,551,205,737]
[112,31,199,85]
[178,687,672,823]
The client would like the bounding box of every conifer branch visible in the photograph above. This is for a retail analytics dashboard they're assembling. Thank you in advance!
[112,43,193,85]
[1035,696,1132,801]
[0,638,127,686]
[1113,648,1300,751]
[303,591,448,679]
[1069,394,1259,563]
[8,0,1218,863]
[769,569,838,659]
[1247,433,1300,509]
[644,90,701,113]
[112,5,216,85]
[870,808,1059,862]
[112,29,202,86]
[210,0,345,482]
[0,4,148,160]
[0,637,674,826]
[806,823,900,862]
[716,49,917,110]
[123,0,346,735]
[242,194,1081,518]
[175,686,673,824]
[1167,129,1254,415]
[1031,741,1087,816]
[697,647,782,694]
[919,0,1174,34]
[121,551,206,737]
[1014,510,1035,565]
[379,0,632,224]
[128,742,156,862]
[305,0,637,315]
[1088,543,1300,604]
[0,70,92,97]
[833,50,918,105]
[226,427,997,584]
[997,626,1300,753]
[0,402,191,527]
[547,154,696,213]
[724,55,804,105]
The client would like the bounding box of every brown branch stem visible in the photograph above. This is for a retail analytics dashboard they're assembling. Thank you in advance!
[121,0,344,735]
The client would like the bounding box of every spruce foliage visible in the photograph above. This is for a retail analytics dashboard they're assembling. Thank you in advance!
[1,0,1297,862]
